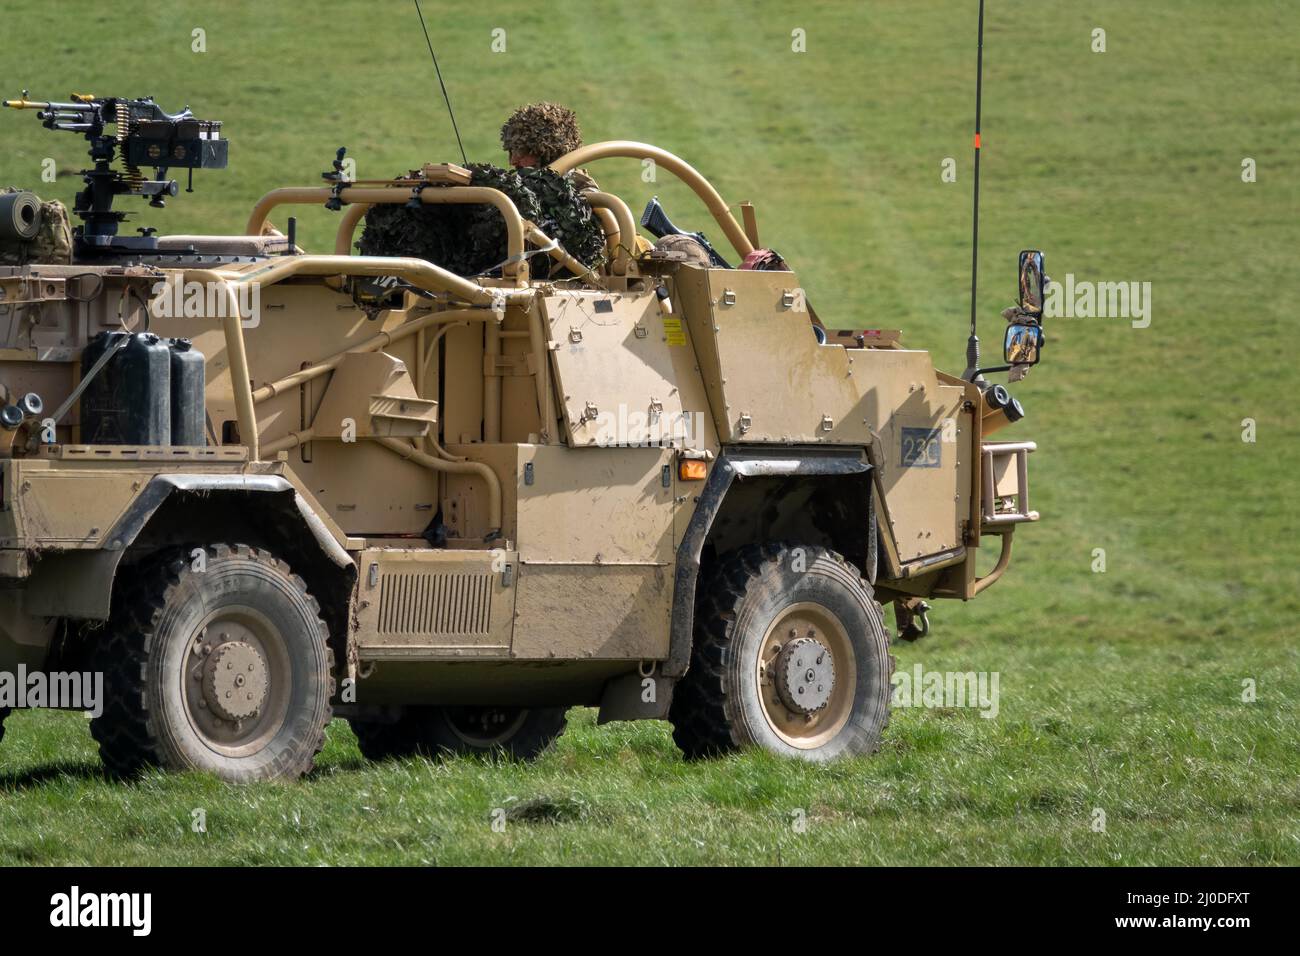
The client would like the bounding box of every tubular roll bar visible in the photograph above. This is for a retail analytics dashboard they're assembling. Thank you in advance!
[581,191,638,275]
[250,140,755,276]
[175,258,536,463]
[245,186,530,282]
[549,141,757,262]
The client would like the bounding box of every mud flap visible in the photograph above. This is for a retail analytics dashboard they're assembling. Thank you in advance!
[25,549,124,619]
[596,671,675,723]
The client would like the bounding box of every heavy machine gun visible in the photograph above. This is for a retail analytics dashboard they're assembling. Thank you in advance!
[2,91,228,257]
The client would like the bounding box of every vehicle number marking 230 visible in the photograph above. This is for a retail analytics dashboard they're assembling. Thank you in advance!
[900,427,942,468]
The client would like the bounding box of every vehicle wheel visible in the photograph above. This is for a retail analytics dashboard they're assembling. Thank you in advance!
[348,711,424,761]
[350,705,566,761]
[670,543,893,762]
[90,544,335,783]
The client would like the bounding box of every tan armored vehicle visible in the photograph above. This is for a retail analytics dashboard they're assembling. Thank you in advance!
[0,94,1043,781]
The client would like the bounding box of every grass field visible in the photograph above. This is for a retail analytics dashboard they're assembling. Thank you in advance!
[0,0,1296,865]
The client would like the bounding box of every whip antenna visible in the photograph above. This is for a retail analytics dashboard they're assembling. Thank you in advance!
[963,0,986,381]
[413,0,468,166]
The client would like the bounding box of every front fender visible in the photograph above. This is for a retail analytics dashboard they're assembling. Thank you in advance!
[665,447,872,677]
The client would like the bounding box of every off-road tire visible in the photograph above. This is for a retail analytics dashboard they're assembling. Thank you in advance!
[350,705,566,761]
[90,544,335,783]
[670,543,893,762]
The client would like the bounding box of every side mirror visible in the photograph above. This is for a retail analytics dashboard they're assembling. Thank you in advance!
[1018,249,1045,317]
[1004,323,1043,365]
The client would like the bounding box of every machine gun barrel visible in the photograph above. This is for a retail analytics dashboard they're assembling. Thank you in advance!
[3,97,94,113]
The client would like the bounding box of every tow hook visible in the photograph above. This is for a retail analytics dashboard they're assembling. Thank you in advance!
[895,598,931,643]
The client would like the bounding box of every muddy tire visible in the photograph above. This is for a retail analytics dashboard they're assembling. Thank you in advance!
[90,544,335,783]
[670,543,893,762]
[350,705,566,761]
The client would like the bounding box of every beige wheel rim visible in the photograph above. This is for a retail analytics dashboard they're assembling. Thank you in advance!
[442,707,528,748]
[755,601,856,749]
[181,606,292,758]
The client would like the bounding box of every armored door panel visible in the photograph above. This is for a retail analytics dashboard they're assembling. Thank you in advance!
[543,291,689,448]
[511,563,671,660]
[689,269,868,444]
[512,444,674,660]
[515,444,675,564]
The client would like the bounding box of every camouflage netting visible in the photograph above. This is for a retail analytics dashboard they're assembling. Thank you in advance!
[515,166,605,269]
[500,102,582,167]
[357,164,605,280]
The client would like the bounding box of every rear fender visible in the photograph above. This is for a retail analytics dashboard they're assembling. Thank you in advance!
[24,474,353,620]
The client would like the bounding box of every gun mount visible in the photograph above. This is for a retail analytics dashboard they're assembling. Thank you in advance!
[2,92,228,258]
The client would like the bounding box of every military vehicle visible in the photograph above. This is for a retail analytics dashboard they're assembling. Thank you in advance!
[0,92,1043,781]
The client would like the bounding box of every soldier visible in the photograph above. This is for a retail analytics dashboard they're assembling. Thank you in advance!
[500,102,584,171]
[501,101,611,196]
[500,102,656,258]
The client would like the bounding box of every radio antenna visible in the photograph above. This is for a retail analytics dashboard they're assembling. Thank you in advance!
[413,0,468,166]
[963,0,986,382]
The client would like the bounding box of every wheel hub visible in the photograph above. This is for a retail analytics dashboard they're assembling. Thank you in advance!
[202,640,269,722]
[444,706,527,745]
[775,636,835,715]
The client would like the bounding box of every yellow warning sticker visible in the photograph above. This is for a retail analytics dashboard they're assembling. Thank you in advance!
[663,317,687,346]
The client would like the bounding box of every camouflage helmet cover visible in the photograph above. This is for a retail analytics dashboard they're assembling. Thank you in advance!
[501,102,583,166]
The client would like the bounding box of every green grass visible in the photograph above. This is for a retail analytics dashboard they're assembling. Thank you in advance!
[2,641,1295,865]
[0,0,1297,864]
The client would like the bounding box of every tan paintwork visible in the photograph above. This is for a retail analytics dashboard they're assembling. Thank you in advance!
[0,448,250,550]
[543,290,688,448]
[673,266,975,564]
[354,548,517,658]
[0,139,1037,711]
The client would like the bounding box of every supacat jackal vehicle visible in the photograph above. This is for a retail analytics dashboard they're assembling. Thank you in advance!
[0,93,1044,781]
